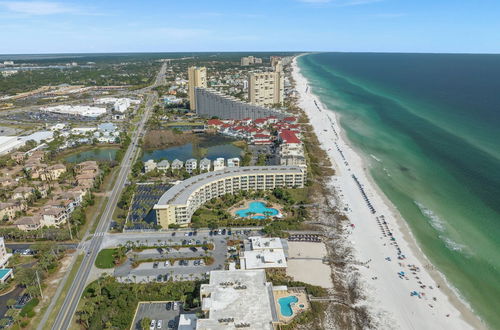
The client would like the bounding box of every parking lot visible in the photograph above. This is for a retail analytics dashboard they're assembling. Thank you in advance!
[131,301,181,330]
[105,229,261,283]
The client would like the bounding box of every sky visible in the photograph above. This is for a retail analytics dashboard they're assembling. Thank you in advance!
[0,0,500,54]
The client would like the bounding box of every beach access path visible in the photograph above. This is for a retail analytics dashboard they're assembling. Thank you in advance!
[292,57,484,330]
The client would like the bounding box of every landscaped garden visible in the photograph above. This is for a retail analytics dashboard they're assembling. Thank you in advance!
[190,188,310,232]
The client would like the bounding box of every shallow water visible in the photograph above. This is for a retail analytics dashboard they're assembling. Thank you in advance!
[299,53,500,327]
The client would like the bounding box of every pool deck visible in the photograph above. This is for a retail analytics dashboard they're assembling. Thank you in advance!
[273,288,310,323]
[229,199,283,219]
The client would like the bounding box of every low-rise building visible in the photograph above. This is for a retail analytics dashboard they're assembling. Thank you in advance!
[15,216,42,231]
[0,177,17,188]
[144,159,157,172]
[0,201,25,221]
[227,157,240,167]
[41,207,67,227]
[41,164,66,181]
[12,186,34,201]
[241,237,288,270]
[171,159,183,170]
[185,159,197,173]
[212,158,225,171]
[157,160,170,171]
[199,158,211,172]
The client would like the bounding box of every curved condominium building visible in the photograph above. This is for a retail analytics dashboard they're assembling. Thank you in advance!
[195,88,290,120]
[153,166,306,228]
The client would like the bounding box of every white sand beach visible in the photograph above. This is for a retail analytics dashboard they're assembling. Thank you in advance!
[292,57,485,330]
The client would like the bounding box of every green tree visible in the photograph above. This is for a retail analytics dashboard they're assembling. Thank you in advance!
[140,317,151,330]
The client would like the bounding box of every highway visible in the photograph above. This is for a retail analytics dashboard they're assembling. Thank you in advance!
[44,62,167,330]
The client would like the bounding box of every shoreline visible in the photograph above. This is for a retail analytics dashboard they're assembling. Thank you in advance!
[292,55,485,329]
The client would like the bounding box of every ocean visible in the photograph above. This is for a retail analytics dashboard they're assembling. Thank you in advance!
[298,53,500,328]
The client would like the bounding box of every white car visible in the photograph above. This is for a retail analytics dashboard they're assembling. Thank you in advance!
[157,320,162,328]
[150,319,156,330]
[164,261,170,266]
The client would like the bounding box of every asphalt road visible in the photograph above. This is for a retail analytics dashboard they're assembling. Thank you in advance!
[45,63,167,330]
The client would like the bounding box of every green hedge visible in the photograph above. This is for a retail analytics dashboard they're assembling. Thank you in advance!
[19,298,39,317]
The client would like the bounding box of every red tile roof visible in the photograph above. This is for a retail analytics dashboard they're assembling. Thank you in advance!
[279,130,301,144]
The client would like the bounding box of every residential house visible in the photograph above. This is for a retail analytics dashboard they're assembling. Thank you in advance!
[185,159,197,173]
[171,159,183,170]
[74,161,99,175]
[12,186,34,201]
[0,201,25,221]
[227,158,240,167]
[41,207,67,227]
[144,159,157,172]
[41,164,66,181]
[199,158,211,172]
[212,158,225,171]
[15,216,42,231]
[75,174,96,188]
[157,160,170,171]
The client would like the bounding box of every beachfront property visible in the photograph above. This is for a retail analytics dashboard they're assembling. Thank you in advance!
[248,71,284,107]
[240,237,288,270]
[153,166,306,228]
[196,269,277,329]
[194,88,290,120]
[194,269,309,329]
[0,237,12,268]
[188,66,207,110]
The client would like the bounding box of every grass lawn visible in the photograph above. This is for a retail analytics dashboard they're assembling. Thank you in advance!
[95,249,117,269]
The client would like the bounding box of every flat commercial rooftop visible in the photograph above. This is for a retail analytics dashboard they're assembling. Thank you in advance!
[198,269,277,330]
[154,166,304,207]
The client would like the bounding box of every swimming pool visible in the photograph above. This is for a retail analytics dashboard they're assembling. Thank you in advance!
[278,295,298,317]
[235,201,279,219]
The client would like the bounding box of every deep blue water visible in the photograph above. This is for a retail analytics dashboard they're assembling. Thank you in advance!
[299,52,500,327]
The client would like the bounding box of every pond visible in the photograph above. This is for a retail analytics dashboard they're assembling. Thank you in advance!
[64,148,119,163]
[142,137,243,162]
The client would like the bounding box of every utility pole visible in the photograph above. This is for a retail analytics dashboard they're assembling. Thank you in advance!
[35,270,44,299]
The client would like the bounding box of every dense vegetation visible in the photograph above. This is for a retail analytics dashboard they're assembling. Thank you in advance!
[77,276,201,329]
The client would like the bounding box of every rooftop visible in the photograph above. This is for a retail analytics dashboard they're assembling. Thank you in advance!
[198,269,276,330]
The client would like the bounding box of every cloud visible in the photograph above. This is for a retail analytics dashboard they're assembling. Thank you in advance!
[0,1,77,15]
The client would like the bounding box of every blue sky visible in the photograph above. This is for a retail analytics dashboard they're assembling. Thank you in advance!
[0,0,499,54]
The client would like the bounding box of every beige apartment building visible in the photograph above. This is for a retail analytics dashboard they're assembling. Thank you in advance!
[188,66,207,110]
[153,166,306,228]
[248,71,284,107]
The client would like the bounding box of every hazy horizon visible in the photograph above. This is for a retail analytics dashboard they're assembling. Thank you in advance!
[1,0,500,54]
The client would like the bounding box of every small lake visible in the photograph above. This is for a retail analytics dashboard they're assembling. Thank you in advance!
[64,148,118,163]
[142,140,243,162]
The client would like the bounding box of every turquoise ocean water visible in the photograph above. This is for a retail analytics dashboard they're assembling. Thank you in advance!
[298,53,500,328]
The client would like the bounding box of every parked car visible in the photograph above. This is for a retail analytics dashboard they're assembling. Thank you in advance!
[153,262,159,269]
[157,320,162,329]
[150,320,156,330]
